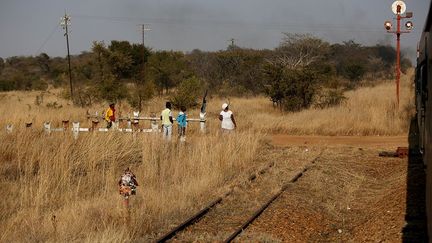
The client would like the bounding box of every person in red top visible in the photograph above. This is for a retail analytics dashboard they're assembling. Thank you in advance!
[105,103,116,129]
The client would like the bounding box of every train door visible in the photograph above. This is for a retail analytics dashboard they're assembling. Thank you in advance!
[423,35,429,165]
[427,29,432,240]
[420,63,428,156]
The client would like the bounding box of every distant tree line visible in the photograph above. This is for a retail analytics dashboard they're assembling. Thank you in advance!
[0,33,412,111]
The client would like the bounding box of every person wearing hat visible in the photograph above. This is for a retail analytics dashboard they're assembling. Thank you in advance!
[105,103,116,129]
[219,103,236,132]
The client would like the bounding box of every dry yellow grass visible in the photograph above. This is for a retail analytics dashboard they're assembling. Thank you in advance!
[0,129,261,242]
[0,71,414,242]
[247,72,415,135]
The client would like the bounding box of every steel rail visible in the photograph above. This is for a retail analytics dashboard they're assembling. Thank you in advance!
[223,155,321,242]
[155,161,275,243]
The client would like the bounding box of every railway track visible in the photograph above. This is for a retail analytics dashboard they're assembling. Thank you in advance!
[155,152,322,243]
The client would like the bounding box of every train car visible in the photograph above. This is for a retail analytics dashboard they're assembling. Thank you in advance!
[416,1,432,237]
[416,23,430,160]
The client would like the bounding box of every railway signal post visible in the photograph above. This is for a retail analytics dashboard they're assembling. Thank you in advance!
[384,0,413,108]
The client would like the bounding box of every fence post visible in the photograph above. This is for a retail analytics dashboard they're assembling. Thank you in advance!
[150,113,159,132]
[6,124,13,134]
[62,120,70,131]
[200,112,206,133]
[91,120,99,131]
[127,119,132,129]
[72,122,80,139]
[132,111,140,132]
[43,122,51,135]
[112,121,119,130]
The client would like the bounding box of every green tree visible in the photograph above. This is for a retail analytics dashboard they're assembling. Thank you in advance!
[281,68,319,111]
[147,51,190,94]
[128,79,155,112]
[107,50,133,79]
[400,57,412,74]
[376,44,396,69]
[263,62,285,108]
[0,57,5,74]
[172,76,203,108]
[89,41,131,104]
[98,74,128,103]
[213,49,266,95]
[92,41,108,81]
[36,53,50,74]
[343,62,366,82]
[263,64,319,111]
[106,40,151,80]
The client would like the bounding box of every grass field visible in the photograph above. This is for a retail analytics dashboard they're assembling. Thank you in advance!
[0,72,414,242]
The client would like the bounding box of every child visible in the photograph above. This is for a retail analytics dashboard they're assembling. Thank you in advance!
[118,168,139,199]
[177,106,187,142]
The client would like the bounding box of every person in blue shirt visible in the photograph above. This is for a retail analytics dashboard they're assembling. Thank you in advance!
[177,106,187,142]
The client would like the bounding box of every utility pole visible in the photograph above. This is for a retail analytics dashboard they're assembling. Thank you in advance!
[137,24,151,112]
[61,12,74,103]
[138,24,151,48]
[228,38,236,47]
[384,1,413,108]
[137,24,151,72]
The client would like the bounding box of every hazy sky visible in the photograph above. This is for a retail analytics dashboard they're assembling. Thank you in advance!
[0,0,430,60]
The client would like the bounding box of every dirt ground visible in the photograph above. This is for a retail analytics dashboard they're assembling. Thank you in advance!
[271,135,408,147]
[159,135,427,242]
[237,135,419,242]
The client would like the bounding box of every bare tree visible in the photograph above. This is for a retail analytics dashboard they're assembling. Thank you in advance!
[269,33,330,69]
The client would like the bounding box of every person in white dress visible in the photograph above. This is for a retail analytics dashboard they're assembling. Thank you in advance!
[219,103,236,133]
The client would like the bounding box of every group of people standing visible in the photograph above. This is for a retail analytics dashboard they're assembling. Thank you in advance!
[104,101,236,141]
[160,102,188,141]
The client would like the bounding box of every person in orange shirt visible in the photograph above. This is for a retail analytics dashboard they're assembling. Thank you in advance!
[105,103,116,129]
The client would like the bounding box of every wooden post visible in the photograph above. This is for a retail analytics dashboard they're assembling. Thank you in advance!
[62,120,70,130]
[91,120,99,131]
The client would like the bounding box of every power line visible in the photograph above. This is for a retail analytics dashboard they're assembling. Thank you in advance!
[71,14,391,33]
[35,23,60,55]
[137,24,151,48]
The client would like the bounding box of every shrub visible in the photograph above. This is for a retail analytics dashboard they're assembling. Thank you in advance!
[314,89,347,109]
[46,101,63,109]
[0,79,15,91]
[127,80,155,111]
[172,76,203,108]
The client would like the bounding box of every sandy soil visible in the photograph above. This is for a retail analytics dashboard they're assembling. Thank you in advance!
[236,135,424,242]
[271,135,408,148]
[158,135,426,242]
